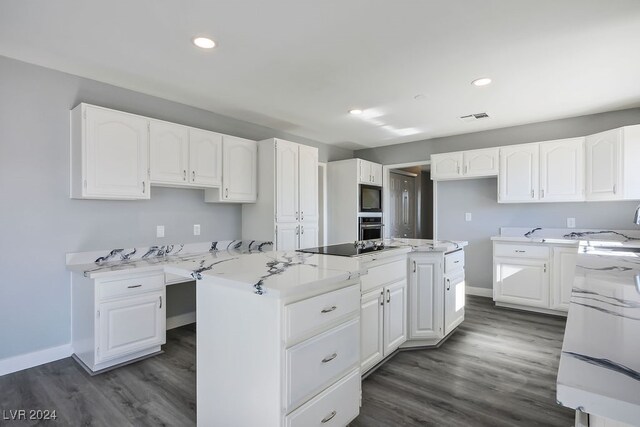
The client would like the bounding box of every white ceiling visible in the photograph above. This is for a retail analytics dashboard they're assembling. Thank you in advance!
[1,0,640,150]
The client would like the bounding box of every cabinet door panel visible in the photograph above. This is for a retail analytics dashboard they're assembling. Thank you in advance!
[551,247,578,311]
[223,136,257,201]
[97,291,165,362]
[360,289,384,373]
[298,145,319,222]
[463,148,499,177]
[444,272,465,335]
[299,222,318,250]
[150,121,189,185]
[586,129,622,201]
[189,129,222,187]
[85,106,149,199]
[371,163,383,187]
[494,258,549,308]
[384,280,407,357]
[409,258,443,340]
[276,222,299,251]
[358,159,372,184]
[540,138,585,202]
[498,144,539,202]
[276,140,299,223]
[431,153,463,180]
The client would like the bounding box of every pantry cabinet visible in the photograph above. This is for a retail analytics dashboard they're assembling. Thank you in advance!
[70,104,150,200]
[539,138,585,202]
[299,145,320,223]
[498,143,540,203]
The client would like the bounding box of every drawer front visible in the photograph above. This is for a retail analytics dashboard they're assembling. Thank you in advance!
[361,258,407,293]
[285,284,360,344]
[494,243,549,259]
[98,273,164,301]
[285,369,360,427]
[444,250,465,273]
[286,318,360,412]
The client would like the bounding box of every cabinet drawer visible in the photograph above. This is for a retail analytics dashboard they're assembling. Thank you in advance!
[285,284,360,344]
[494,243,549,259]
[444,250,465,273]
[361,258,407,293]
[97,273,164,301]
[285,318,360,412]
[285,369,360,427]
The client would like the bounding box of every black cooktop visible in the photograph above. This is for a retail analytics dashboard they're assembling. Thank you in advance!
[297,243,397,257]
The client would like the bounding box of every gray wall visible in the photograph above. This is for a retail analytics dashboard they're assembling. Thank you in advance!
[0,56,353,360]
[356,109,640,289]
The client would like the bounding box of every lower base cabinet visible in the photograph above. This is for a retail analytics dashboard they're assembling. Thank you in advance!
[494,257,550,308]
[444,270,465,336]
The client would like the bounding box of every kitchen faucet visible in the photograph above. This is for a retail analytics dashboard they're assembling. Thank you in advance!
[635,204,640,225]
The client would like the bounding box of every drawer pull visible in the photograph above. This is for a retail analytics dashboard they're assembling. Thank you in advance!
[515,250,526,253]
[454,260,460,263]
[321,411,337,423]
[321,306,337,314]
[127,284,142,289]
[321,353,337,363]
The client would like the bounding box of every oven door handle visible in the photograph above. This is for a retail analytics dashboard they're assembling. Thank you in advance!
[360,224,383,229]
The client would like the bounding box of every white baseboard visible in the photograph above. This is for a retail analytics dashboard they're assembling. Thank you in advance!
[466,286,492,298]
[0,343,72,377]
[167,311,196,330]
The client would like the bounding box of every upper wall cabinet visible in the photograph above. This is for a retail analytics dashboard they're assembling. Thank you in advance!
[149,120,189,185]
[205,136,257,203]
[586,126,640,201]
[71,104,150,200]
[358,159,383,186]
[188,129,222,187]
[498,143,539,203]
[539,137,585,202]
[431,148,498,180]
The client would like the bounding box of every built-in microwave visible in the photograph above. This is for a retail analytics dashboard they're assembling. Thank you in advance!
[360,184,382,213]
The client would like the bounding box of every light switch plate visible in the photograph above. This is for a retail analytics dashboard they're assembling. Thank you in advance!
[567,218,576,228]
[194,224,201,236]
[465,212,472,222]
[156,225,165,238]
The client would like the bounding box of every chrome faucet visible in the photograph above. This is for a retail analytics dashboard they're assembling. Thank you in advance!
[635,204,640,225]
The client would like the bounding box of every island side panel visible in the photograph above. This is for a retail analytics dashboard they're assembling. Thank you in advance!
[197,281,282,427]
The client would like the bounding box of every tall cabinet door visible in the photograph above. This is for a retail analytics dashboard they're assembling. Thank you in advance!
[189,129,222,187]
[498,144,539,203]
[275,140,299,223]
[360,289,384,373]
[383,280,407,357]
[408,257,443,340]
[276,223,299,251]
[84,106,149,199]
[299,222,318,250]
[222,136,257,201]
[539,138,585,202]
[444,272,465,336]
[298,145,319,223]
[149,121,189,185]
[585,129,623,201]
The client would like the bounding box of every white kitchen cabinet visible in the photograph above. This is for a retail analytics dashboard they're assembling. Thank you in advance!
[70,104,150,200]
[498,143,540,203]
[360,289,384,373]
[444,271,465,335]
[243,139,319,250]
[358,159,383,186]
[431,152,463,180]
[188,128,222,187]
[585,126,640,201]
[298,145,319,223]
[222,136,257,201]
[494,257,549,308]
[551,247,578,311]
[97,291,165,363]
[383,279,407,357]
[149,120,189,185]
[408,257,443,340]
[463,148,499,178]
[539,138,585,202]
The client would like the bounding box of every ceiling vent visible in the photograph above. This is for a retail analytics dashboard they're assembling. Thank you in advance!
[459,112,490,122]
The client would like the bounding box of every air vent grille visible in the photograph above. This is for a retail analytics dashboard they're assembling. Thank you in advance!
[459,112,490,122]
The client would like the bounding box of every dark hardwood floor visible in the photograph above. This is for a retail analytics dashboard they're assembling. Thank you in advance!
[0,296,573,426]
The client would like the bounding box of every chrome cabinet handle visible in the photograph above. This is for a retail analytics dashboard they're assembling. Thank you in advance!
[321,306,337,313]
[321,411,337,424]
[380,291,384,306]
[301,225,305,235]
[515,250,526,253]
[295,211,299,221]
[301,211,304,220]
[183,170,186,181]
[225,188,229,198]
[192,171,195,181]
[446,278,451,291]
[541,189,545,198]
[413,260,416,273]
[159,296,162,309]
[127,284,142,289]
[296,226,299,236]
[613,184,617,194]
[142,181,145,193]
[386,289,390,303]
[544,263,547,273]
[322,353,337,363]
[531,189,534,198]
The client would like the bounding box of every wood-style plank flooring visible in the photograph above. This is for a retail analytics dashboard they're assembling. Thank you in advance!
[0,296,573,426]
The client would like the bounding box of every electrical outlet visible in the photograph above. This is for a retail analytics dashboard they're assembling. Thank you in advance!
[193,224,201,236]
[156,225,165,238]
[465,212,472,222]
[567,218,576,228]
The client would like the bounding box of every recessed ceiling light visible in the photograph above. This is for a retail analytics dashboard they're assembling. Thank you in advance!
[193,37,216,49]
[349,109,363,115]
[471,77,492,87]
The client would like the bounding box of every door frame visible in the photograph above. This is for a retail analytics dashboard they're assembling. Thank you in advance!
[382,160,437,240]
